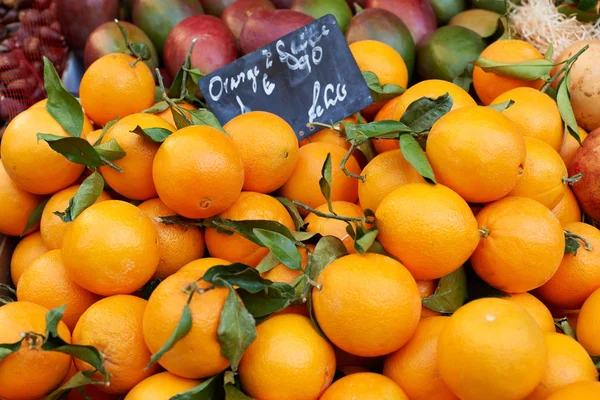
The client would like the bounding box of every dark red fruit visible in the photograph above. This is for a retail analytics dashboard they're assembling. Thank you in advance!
[570,130,600,222]
[201,0,236,16]
[365,0,437,44]
[272,0,293,7]
[221,0,275,40]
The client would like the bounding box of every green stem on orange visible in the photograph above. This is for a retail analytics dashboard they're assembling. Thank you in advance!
[540,45,590,93]
[479,227,490,238]
[564,230,593,251]
[563,172,584,185]
[341,143,366,182]
[293,200,374,224]
[155,69,193,125]
[180,38,198,100]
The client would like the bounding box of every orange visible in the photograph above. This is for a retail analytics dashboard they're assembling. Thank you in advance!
[263,246,310,284]
[417,280,442,319]
[312,253,421,357]
[99,113,175,201]
[152,125,244,219]
[10,231,48,285]
[0,107,90,194]
[80,53,155,126]
[471,197,564,293]
[537,222,600,310]
[278,142,360,214]
[155,102,196,127]
[505,293,555,333]
[577,287,600,356]
[358,149,425,212]
[177,257,231,274]
[438,298,547,400]
[73,295,159,394]
[383,317,457,400]
[205,192,294,267]
[86,129,103,146]
[560,127,588,170]
[224,111,299,193]
[509,137,568,209]
[473,40,544,105]
[491,88,564,151]
[0,301,72,399]
[16,249,101,331]
[0,162,44,236]
[143,267,230,379]
[304,201,365,254]
[62,200,160,296]
[124,372,201,400]
[376,183,479,280]
[138,198,205,279]
[525,332,598,400]
[299,116,357,149]
[238,314,336,400]
[40,185,112,250]
[551,188,582,225]
[427,106,527,203]
[546,382,600,400]
[320,372,409,400]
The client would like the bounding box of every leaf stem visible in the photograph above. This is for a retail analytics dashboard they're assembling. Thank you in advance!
[180,38,198,100]
[114,19,141,66]
[155,69,193,125]
[540,45,589,93]
[306,121,338,130]
[479,227,490,238]
[564,230,593,251]
[341,143,366,182]
[563,172,584,185]
[306,278,323,291]
[293,200,374,224]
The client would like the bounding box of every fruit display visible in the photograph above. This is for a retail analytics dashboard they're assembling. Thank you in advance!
[2,0,600,399]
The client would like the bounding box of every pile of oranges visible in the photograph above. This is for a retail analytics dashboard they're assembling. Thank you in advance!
[0,32,600,400]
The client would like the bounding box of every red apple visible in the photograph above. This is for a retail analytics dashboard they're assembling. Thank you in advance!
[221,0,276,40]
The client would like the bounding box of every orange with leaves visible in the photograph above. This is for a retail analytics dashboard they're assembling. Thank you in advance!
[299,116,357,149]
[417,280,442,319]
[155,102,196,127]
[304,201,366,254]
[10,231,48,285]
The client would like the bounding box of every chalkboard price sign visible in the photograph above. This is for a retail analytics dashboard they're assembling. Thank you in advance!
[198,15,373,140]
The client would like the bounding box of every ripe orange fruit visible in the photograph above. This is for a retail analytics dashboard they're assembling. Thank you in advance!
[99,113,175,201]
[417,280,442,319]
[263,245,310,284]
[546,381,600,400]
[304,201,365,254]
[10,231,48,286]
[0,301,72,399]
[16,249,100,331]
[577,287,600,356]
[40,185,112,250]
[224,111,299,193]
[505,293,555,333]
[560,127,588,170]
[358,149,425,212]
[73,295,159,394]
[177,257,231,274]
[312,253,421,357]
[80,53,155,126]
[471,197,564,293]
[537,222,600,310]
[376,183,479,280]
[0,162,44,236]
[85,129,103,146]
[438,298,547,400]
[138,198,205,279]
[491,88,564,151]
[427,106,527,203]
[509,137,568,209]
[525,332,598,400]
[1,107,89,194]
[143,268,230,379]
[299,116,357,149]
[152,125,245,219]
[205,192,294,267]
[320,372,409,400]
[278,142,360,213]
[155,102,196,127]
[238,314,336,400]
[551,188,582,226]
[124,372,201,400]
[62,200,160,296]
[473,40,544,105]
[383,317,457,400]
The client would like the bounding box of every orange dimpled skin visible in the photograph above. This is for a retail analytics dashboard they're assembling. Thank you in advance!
[376,183,479,280]
[205,192,294,267]
[80,53,156,126]
[312,253,421,357]
[504,293,555,333]
[304,201,365,254]
[152,125,245,219]
[10,231,48,285]
[238,314,336,400]
[73,296,160,394]
[427,106,527,203]
[551,188,582,226]
[320,373,409,400]
[99,113,175,201]
[0,107,87,195]
[577,288,600,356]
[546,381,600,399]
[0,162,44,236]
[61,200,160,296]
[124,372,201,400]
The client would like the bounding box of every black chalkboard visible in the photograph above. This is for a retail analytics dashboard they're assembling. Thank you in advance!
[198,14,373,140]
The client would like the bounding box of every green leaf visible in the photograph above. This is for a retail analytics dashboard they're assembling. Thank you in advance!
[399,134,436,184]
[578,0,598,12]
[184,67,205,85]
[45,304,67,337]
[147,304,193,368]
[37,133,104,167]
[487,100,515,113]
[554,317,577,340]
[565,235,582,255]
[189,109,226,133]
[94,117,119,146]
[277,197,305,231]
[202,264,283,294]
[93,138,126,161]
[55,171,104,223]
[345,120,413,144]
[453,64,474,92]
[544,44,555,61]
[365,240,391,256]
[557,71,582,145]
[422,267,467,313]
[137,278,162,300]
[307,236,348,281]
[0,341,22,362]
[218,286,257,371]
[291,231,318,242]
[130,43,151,61]
[465,264,511,301]
[43,57,84,137]
[21,198,49,237]
[143,101,169,114]
[472,57,555,81]
[319,153,334,214]
[211,219,300,247]
[130,125,173,143]
[253,229,302,271]
[171,105,192,130]
[354,228,379,255]
[225,383,253,400]
[171,374,220,400]
[45,370,101,400]
[400,93,453,133]
[255,251,281,274]
[557,5,600,22]
[362,71,406,103]
[238,282,295,318]
[483,17,506,43]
